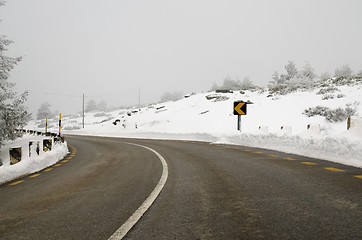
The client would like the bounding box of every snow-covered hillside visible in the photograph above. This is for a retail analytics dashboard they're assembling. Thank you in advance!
[27,80,362,168]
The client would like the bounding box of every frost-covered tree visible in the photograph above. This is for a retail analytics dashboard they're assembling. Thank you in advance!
[210,75,257,91]
[284,60,298,81]
[222,75,241,90]
[85,99,108,112]
[160,91,184,102]
[320,72,331,81]
[36,102,55,120]
[334,65,353,78]
[298,62,316,81]
[85,99,97,112]
[0,1,29,147]
[357,69,362,77]
[240,76,254,90]
[270,71,281,84]
[97,100,108,111]
[209,82,219,91]
[269,61,316,95]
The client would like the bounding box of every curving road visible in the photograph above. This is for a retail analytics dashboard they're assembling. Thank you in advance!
[1,135,362,239]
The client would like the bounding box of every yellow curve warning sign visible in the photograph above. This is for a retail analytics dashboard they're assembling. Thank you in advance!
[233,101,247,115]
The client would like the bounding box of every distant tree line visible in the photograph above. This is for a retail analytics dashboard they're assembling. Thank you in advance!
[210,75,256,91]
[36,102,57,120]
[268,61,362,95]
[85,99,108,112]
[160,91,184,103]
[208,62,362,95]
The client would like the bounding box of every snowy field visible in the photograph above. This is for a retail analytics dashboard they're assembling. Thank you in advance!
[26,80,362,169]
[0,134,68,184]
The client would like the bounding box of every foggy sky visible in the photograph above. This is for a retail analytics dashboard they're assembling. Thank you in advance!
[1,0,362,115]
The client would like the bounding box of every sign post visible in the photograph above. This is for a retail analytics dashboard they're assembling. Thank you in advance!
[59,113,62,136]
[233,101,247,131]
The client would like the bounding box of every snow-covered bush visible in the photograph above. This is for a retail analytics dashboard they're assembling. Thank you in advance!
[337,94,345,98]
[93,112,111,117]
[63,125,81,130]
[320,72,331,81]
[322,94,335,100]
[303,106,357,122]
[205,94,229,102]
[268,61,316,95]
[316,86,339,95]
[334,65,353,78]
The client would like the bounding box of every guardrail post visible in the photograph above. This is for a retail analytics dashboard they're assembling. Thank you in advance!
[43,139,52,152]
[9,147,22,165]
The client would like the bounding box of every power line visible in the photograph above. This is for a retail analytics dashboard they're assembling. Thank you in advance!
[16,89,81,98]
[15,88,139,98]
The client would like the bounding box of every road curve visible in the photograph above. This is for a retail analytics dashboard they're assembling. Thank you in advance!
[1,135,362,239]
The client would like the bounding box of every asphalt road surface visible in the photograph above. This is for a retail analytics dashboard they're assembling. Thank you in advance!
[1,135,362,239]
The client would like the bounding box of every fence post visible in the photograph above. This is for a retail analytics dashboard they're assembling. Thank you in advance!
[9,147,22,165]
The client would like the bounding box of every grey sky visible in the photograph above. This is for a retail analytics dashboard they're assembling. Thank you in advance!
[1,0,362,115]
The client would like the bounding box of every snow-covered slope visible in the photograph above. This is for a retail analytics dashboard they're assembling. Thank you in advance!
[27,81,362,168]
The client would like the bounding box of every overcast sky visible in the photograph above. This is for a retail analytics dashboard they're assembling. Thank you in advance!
[1,0,362,115]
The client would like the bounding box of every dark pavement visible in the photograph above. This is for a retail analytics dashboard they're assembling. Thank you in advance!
[1,135,362,239]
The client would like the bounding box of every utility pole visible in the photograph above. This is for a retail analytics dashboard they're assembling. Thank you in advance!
[82,93,85,128]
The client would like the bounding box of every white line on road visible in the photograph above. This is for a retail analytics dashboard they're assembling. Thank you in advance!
[108,142,169,240]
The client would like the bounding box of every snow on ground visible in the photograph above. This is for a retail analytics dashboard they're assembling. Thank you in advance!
[26,82,362,168]
[0,135,68,184]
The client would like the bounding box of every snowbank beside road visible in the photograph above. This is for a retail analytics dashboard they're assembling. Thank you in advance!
[221,133,362,168]
[0,135,68,184]
[67,125,362,168]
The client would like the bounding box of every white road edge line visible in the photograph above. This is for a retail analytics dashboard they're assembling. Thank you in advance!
[108,142,169,240]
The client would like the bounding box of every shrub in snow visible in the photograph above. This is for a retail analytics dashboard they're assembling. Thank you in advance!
[303,106,357,122]
[205,94,229,102]
[215,90,233,93]
[322,94,335,100]
[268,61,316,95]
[213,96,229,102]
[268,82,314,95]
[330,76,362,86]
[316,86,339,95]
[63,125,81,130]
[320,72,331,81]
[334,65,353,79]
[337,94,345,98]
[93,112,111,117]
[100,117,113,123]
